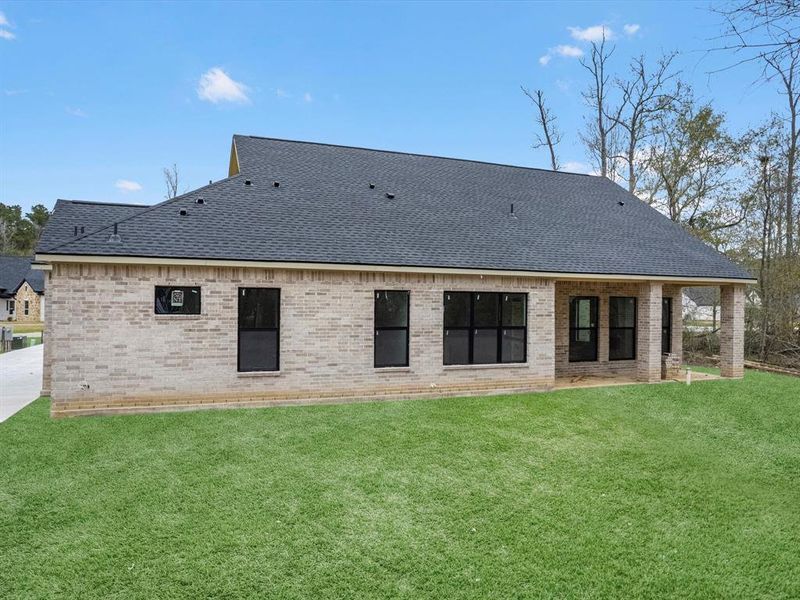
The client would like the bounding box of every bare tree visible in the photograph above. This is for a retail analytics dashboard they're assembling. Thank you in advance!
[714,1,800,255]
[764,47,800,255]
[580,31,622,179]
[163,164,181,200]
[714,0,800,68]
[521,87,562,170]
[607,52,681,194]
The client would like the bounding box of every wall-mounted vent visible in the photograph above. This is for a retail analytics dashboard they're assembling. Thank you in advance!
[179,208,188,216]
[385,192,395,200]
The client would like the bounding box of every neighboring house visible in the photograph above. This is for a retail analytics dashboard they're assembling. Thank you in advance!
[0,255,45,322]
[35,135,756,417]
[683,287,720,327]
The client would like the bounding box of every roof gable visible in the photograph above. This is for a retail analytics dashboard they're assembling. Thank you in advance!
[0,255,44,295]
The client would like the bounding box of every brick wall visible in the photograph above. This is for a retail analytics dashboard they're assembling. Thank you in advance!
[45,263,557,416]
[554,281,682,380]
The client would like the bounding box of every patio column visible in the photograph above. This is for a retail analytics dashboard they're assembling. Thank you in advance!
[719,284,745,378]
[637,281,662,383]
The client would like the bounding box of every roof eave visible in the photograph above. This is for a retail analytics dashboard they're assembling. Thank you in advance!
[34,252,758,285]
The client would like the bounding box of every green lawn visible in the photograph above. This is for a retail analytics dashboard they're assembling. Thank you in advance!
[2,372,799,599]
[0,321,44,334]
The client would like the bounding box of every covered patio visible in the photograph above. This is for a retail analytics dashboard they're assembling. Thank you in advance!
[552,279,745,384]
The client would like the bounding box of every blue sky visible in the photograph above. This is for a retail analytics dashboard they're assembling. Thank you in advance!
[0,1,784,213]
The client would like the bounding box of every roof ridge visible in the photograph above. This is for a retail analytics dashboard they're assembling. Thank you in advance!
[233,134,598,178]
[42,175,241,253]
[57,199,152,208]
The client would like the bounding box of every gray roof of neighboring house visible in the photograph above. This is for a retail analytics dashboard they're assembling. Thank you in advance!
[37,135,754,281]
[0,255,44,296]
[684,287,721,306]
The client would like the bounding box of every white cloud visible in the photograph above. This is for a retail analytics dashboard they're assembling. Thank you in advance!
[65,107,87,117]
[562,161,592,174]
[115,179,142,192]
[554,44,584,58]
[539,44,583,67]
[197,67,250,104]
[0,11,14,40]
[624,23,641,36]
[4,89,27,96]
[275,88,291,98]
[303,92,313,103]
[568,25,613,42]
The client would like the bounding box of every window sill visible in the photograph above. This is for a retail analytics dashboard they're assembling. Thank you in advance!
[374,366,412,373]
[154,314,203,320]
[443,362,528,371]
[237,370,281,378]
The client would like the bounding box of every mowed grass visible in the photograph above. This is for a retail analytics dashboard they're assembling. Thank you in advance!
[1,321,44,334]
[1,372,799,599]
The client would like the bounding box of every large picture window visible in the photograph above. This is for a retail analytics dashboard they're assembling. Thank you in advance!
[154,286,201,315]
[662,297,672,354]
[443,292,527,365]
[569,296,598,362]
[609,296,637,361]
[374,291,409,368]
[238,288,280,372]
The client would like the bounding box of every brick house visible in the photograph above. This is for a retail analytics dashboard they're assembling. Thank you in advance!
[35,135,755,417]
[0,255,45,322]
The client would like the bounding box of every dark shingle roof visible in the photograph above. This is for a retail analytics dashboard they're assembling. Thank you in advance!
[0,255,44,295]
[38,199,150,251]
[37,135,753,280]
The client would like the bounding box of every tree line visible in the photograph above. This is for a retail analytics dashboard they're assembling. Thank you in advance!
[0,203,51,256]
[524,0,799,368]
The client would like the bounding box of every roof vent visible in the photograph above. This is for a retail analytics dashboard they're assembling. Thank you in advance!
[179,208,188,216]
[618,201,625,206]
[369,183,376,189]
[510,203,517,219]
[385,192,395,200]
[108,223,122,244]
[244,179,252,186]
[273,181,280,188]
[195,197,205,205]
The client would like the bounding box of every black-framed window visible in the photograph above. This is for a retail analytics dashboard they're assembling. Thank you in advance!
[374,290,409,368]
[662,297,672,354]
[154,286,201,315]
[24,300,29,316]
[7,300,14,315]
[569,296,598,362]
[238,288,280,372]
[443,292,527,365]
[609,296,637,361]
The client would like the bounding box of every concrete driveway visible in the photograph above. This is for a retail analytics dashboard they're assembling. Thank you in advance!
[0,344,43,422]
